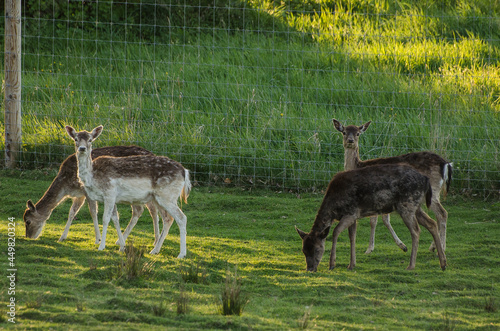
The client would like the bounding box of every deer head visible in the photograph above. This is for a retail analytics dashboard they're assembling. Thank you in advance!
[65,125,103,154]
[24,200,46,239]
[296,226,330,272]
[332,119,371,149]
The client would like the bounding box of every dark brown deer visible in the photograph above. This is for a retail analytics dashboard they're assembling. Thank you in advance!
[296,164,447,272]
[65,125,191,256]
[24,146,169,244]
[333,119,452,253]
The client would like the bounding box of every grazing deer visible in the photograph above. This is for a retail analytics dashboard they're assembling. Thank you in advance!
[24,146,167,245]
[65,125,191,257]
[333,119,452,253]
[296,164,447,272]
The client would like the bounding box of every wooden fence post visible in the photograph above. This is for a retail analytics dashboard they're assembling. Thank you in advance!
[4,0,22,168]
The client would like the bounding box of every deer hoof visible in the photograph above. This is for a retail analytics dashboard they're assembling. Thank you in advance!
[401,245,408,253]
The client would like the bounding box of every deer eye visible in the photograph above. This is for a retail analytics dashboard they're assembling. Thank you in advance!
[356,133,360,136]
[88,139,93,143]
[342,132,346,135]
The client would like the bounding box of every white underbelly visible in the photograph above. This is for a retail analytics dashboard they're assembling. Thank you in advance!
[114,178,153,204]
[83,178,154,205]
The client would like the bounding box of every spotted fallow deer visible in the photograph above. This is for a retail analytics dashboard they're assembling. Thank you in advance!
[65,125,191,256]
[24,146,169,245]
[333,119,452,253]
[296,164,447,272]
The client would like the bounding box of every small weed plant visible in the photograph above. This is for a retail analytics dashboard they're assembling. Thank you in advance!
[298,305,314,330]
[180,259,209,284]
[219,266,248,316]
[152,301,168,317]
[176,283,189,315]
[116,242,152,281]
[25,296,43,309]
[485,296,497,313]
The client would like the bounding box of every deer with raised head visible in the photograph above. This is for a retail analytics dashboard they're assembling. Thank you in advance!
[296,164,447,272]
[65,125,191,256]
[333,119,452,253]
[24,146,168,245]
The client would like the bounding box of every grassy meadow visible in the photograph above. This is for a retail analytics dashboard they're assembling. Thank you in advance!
[0,0,499,194]
[0,169,499,329]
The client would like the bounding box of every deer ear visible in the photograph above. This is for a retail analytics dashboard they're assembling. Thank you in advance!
[332,119,344,133]
[359,121,371,133]
[295,226,308,239]
[65,126,77,140]
[91,125,103,140]
[27,200,36,211]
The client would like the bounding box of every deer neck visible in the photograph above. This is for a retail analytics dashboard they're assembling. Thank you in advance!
[344,146,362,171]
[311,195,338,233]
[76,151,94,187]
[34,176,71,218]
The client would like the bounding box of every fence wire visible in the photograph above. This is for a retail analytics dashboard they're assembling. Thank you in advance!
[1,0,499,196]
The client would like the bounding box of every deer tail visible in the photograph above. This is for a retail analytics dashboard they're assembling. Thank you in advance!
[180,169,192,204]
[442,162,453,198]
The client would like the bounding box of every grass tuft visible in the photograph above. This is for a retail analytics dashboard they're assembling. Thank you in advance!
[116,242,153,281]
[298,305,314,330]
[180,259,209,285]
[75,300,86,312]
[219,266,248,316]
[25,296,43,309]
[485,296,497,313]
[176,283,189,315]
[152,301,168,317]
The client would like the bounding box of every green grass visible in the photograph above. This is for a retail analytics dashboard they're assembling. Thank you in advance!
[0,170,499,329]
[0,0,499,194]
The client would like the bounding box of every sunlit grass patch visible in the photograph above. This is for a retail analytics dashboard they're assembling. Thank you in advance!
[1,154,500,329]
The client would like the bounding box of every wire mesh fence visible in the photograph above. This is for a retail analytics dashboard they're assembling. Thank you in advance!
[1,0,499,196]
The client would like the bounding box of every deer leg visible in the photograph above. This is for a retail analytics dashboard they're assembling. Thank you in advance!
[381,213,408,252]
[428,199,448,252]
[145,202,161,246]
[416,208,447,271]
[117,204,145,245]
[347,221,357,270]
[149,209,175,255]
[86,198,101,244]
[111,205,126,252]
[59,196,86,242]
[98,200,119,251]
[156,207,173,247]
[364,215,378,254]
[399,211,421,270]
[329,215,357,270]
[151,197,185,257]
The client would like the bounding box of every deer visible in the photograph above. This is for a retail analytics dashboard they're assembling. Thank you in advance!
[65,125,191,257]
[333,119,452,253]
[24,146,169,245]
[296,164,447,272]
